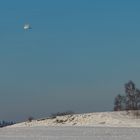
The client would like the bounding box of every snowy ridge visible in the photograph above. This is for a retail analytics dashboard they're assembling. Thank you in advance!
[10,111,140,128]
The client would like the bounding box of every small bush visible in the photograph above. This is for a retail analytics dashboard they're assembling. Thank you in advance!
[50,111,75,118]
[28,116,34,122]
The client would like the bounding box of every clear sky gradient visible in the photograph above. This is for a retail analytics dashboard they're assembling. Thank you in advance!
[0,0,140,121]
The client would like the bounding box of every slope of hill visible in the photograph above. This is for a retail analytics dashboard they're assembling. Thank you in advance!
[10,111,140,128]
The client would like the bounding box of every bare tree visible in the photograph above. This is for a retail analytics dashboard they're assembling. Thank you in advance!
[114,94,125,111]
[125,81,140,110]
[114,81,140,112]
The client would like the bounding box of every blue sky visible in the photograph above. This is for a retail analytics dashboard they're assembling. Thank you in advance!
[0,0,140,121]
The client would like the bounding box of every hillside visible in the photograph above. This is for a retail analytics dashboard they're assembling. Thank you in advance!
[8,111,140,128]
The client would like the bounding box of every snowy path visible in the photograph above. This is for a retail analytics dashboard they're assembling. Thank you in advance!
[0,126,140,140]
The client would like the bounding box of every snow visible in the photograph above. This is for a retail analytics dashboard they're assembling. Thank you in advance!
[9,111,140,127]
[1,126,140,140]
[1,111,140,140]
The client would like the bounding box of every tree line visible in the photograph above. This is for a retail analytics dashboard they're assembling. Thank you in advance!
[114,80,140,111]
[0,120,15,128]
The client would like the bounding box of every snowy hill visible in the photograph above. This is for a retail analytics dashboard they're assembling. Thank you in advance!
[10,111,140,128]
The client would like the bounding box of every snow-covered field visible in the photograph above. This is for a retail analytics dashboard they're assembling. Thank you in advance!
[1,126,140,140]
[1,111,140,139]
